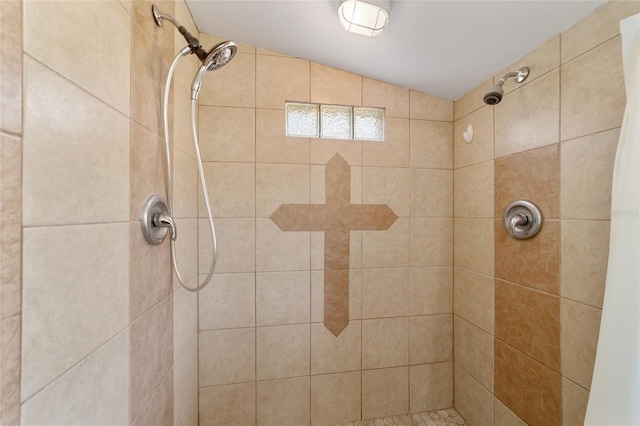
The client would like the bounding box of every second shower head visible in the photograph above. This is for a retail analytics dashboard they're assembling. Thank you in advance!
[483,67,530,105]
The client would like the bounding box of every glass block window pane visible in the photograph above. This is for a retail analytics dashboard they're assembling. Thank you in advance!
[286,103,319,137]
[354,107,384,141]
[321,105,353,139]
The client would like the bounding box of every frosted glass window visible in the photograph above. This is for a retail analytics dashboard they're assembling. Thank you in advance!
[321,105,353,139]
[286,103,319,137]
[354,107,384,141]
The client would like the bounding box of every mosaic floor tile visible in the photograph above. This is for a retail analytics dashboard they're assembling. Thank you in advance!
[335,408,467,426]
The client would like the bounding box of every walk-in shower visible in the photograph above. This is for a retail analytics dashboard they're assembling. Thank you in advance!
[141,5,237,292]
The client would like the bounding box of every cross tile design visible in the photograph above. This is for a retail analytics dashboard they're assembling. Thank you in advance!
[270,154,398,336]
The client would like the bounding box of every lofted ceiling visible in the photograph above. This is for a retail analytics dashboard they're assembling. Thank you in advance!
[185,0,607,101]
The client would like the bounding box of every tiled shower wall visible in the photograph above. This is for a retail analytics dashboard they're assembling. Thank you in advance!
[194,37,455,425]
[452,1,640,425]
[0,0,200,424]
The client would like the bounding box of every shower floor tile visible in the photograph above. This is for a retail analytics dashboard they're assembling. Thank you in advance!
[335,408,467,426]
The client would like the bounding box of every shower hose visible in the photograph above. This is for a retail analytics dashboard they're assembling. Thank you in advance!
[162,46,217,292]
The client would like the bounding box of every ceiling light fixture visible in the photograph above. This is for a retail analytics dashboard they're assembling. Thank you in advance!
[338,0,391,38]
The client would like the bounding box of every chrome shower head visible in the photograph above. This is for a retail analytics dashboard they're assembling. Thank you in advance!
[191,41,237,101]
[202,41,237,71]
[483,66,529,105]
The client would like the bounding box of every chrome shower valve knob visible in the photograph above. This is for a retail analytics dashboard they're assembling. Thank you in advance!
[141,194,175,245]
[503,200,543,240]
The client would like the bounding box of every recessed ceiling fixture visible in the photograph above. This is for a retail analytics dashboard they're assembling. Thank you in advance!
[338,0,390,38]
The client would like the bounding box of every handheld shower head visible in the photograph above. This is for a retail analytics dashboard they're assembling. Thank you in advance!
[191,41,237,100]
[483,66,529,105]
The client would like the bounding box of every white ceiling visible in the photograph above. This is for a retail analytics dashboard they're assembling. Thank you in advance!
[185,0,607,100]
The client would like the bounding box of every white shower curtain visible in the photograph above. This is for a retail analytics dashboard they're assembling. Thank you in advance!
[585,12,640,426]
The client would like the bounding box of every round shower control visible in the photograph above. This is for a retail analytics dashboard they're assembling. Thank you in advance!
[503,200,543,240]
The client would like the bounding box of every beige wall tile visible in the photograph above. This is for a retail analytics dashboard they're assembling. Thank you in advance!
[363,78,409,118]
[23,57,130,226]
[200,218,255,273]
[362,367,409,419]
[363,167,410,218]
[130,0,174,136]
[454,106,493,168]
[311,270,362,322]
[495,279,560,372]
[410,315,452,364]
[310,63,362,106]
[256,163,310,217]
[561,36,625,141]
[173,287,197,361]
[454,78,493,120]
[132,368,173,426]
[496,35,560,97]
[410,266,452,316]
[130,123,167,221]
[256,55,310,109]
[561,0,640,63]
[174,80,196,157]
[454,364,494,426]
[409,362,453,413]
[130,222,172,321]
[1,314,21,425]
[174,335,198,426]
[561,128,619,220]
[362,317,409,369]
[199,382,256,426]
[561,220,609,308]
[363,118,410,167]
[21,224,129,401]
[410,218,453,266]
[1,0,23,135]
[494,69,560,158]
[409,120,453,169]
[21,330,129,426]
[256,218,309,272]
[173,2,199,85]
[409,90,453,122]
[24,0,131,115]
[311,372,361,426]
[453,268,494,334]
[311,321,361,374]
[180,395,198,426]
[453,218,493,276]
[362,268,410,318]
[454,160,493,218]
[199,328,255,386]
[199,52,256,108]
[257,271,310,326]
[561,299,601,390]
[130,297,174,422]
[495,399,527,426]
[362,218,410,268]
[454,316,493,391]
[410,169,453,218]
[562,378,590,426]
[310,138,363,167]
[257,324,310,380]
[202,162,255,218]
[199,106,256,163]
[173,219,198,285]
[257,377,311,425]
[257,108,309,164]
[199,273,255,330]
[0,133,22,321]
[172,147,198,219]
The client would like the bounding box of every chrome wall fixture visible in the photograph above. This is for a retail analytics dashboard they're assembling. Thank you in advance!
[503,200,543,239]
[141,194,176,245]
[483,66,529,105]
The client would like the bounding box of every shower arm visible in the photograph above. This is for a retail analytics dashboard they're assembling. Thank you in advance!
[497,67,530,86]
[152,5,207,60]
